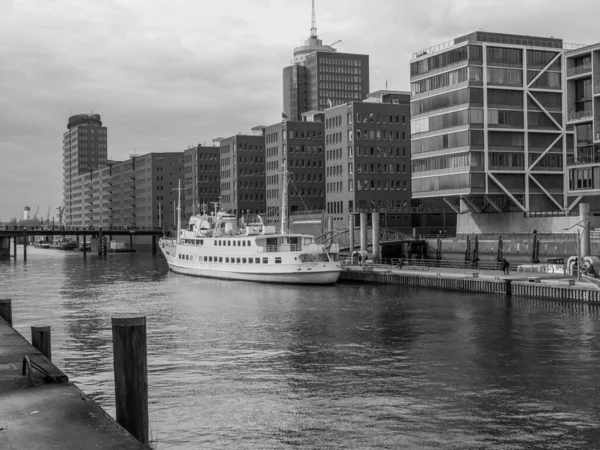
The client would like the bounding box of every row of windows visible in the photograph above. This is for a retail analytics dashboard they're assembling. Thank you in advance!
[286,130,323,140]
[411,67,481,95]
[412,108,483,135]
[413,153,470,173]
[319,58,363,67]
[179,254,281,264]
[355,129,407,141]
[411,88,482,116]
[356,179,409,191]
[356,163,409,174]
[355,112,407,125]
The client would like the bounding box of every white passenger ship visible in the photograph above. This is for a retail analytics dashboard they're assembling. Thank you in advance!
[159,166,341,285]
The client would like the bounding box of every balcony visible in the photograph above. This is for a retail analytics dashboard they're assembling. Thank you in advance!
[567,110,593,122]
[567,64,592,77]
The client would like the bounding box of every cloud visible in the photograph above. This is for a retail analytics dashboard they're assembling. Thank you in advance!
[1,0,600,218]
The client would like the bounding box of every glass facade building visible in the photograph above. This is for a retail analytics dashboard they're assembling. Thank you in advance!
[410,32,571,214]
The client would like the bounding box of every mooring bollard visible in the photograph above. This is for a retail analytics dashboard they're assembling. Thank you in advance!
[112,316,148,446]
[31,326,52,360]
[0,298,12,326]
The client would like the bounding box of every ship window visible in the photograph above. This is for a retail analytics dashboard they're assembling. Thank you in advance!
[247,258,253,264]
[219,257,223,263]
[204,256,207,261]
[262,258,268,264]
[247,240,251,246]
[200,240,204,245]
[213,241,216,246]
[209,256,212,262]
[226,257,230,263]
[255,258,260,263]
[233,241,236,246]
[242,258,247,263]
[228,241,231,246]
[236,258,241,263]
[275,257,282,264]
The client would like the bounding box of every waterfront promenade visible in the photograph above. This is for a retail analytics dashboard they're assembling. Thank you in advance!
[0,316,143,450]
[342,262,600,302]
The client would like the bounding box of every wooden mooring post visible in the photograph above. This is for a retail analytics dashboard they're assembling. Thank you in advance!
[112,316,148,446]
[23,230,27,262]
[0,298,12,326]
[13,237,17,260]
[31,326,52,360]
[83,234,87,257]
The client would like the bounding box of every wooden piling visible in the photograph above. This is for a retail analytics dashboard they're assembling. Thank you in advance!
[83,234,87,257]
[23,230,27,262]
[0,298,12,326]
[152,236,157,255]
[98,228,103,255]
[112,316,148,446]
[129,234,133,252]
[13,237,17,260]
[31,326,51,360]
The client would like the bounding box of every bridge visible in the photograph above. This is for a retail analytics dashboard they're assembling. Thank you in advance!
[315,226,416,252]
[0,226,170,261]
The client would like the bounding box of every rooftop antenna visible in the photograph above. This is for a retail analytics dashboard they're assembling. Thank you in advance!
[310,0,317,38]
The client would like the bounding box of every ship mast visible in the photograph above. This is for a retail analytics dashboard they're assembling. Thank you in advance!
[281,161,288,234]
[176,178,182,243]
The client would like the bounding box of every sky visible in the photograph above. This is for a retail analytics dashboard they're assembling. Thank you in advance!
[1,0,599,221]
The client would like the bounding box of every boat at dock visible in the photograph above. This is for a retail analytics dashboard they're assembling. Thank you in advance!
[159,165,341,285]
[49,239,77,250]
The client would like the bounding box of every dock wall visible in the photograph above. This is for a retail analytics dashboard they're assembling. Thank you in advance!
[340,269,600,303]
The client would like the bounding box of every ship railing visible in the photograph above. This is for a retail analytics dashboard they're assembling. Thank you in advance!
[257,244,302,253]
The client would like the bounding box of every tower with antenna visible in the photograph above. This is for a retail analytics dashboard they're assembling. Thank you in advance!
[282,0,370,120]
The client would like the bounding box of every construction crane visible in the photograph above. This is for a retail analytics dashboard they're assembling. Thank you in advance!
[329,40,342,47]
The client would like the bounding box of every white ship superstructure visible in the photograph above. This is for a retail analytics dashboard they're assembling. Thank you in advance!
[159,164,341,284]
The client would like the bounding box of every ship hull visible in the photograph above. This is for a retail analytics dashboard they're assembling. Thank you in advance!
[164,258,341,285]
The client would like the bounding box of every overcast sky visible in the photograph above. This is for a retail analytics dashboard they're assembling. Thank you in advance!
[1,0,599,221]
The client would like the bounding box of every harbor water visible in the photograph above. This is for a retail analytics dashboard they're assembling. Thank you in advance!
[1,247,600,449]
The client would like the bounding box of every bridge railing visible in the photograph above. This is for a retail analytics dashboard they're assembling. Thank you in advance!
[342,257,503,271]
[316,227,415,250]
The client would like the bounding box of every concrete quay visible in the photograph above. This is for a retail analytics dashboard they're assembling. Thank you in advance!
[0,317,144,450]
[341,264,600,302]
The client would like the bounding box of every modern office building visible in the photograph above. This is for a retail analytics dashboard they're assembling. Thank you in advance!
[62,114,108,225]
[64,152,183,229]
[565,43,600,206]
[282,1,369,120]
[219,131,266,218]
[410,32,572,221]
[264,113,325,229]
[183,145,220,221]
[324,91,412,229]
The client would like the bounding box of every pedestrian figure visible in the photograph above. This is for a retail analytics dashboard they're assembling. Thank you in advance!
[501,258,510,275]
[358,252,363,266]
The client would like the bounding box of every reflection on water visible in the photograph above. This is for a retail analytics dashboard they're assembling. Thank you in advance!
[2,247,600,449]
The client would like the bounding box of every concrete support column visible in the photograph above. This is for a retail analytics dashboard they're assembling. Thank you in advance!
[580,203,591,257]
[327,216,333,234]
[348,215,355,261]
[372,212,380,263]
[360,213,367,253]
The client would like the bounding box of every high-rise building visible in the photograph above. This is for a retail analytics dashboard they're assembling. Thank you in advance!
[264,113,326,229]
[219,131,266,217]
[62,113,108,226]
[565,43,600,204]
[324,91,412,229]
[409,32,571,219]
[183,145,220,221]
[282,1,369,120]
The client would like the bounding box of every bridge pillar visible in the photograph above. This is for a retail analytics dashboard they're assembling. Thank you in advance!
[327,216,333,234]
[13,237,17,260]
[23,230,27,262]
[98,227,103,256]
[348,214,354,262]
[83,234,87,257]
[129,234,133,252]
[360,213,367,254]
[580,203,590,257]
[372,212,380,263]
[152,236,157,255]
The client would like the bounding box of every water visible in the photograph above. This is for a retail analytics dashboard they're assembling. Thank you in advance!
[2,247,600,449]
